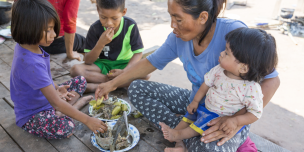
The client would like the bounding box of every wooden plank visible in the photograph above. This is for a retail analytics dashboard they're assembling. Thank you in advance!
[0,99,58,152]
[50,53,84,71]
[142,45,159,58]
[50,61,70,79]
[48,136,92,152]
[0,58,11,73]
[3,40,16,50]
[4,96,14,108]
[0,47,14,66]
[0,71,11,90]
[0,44,13,58]
[0,83,10,98]
[128,140,159,152]
[0,125,23,152]
[53,75,72,84]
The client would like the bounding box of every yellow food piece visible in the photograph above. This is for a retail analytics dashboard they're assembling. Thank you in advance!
[110,115,121,119]
[113,102,122,106]
[121,104,128,111]
[89,100,96,106]
[96,96,104,106]
[133,111,143,118]
[95,103,105,110]
[112,106,121,116]
[93,103,97,109]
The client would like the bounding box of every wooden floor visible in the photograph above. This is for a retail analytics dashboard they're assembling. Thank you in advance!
[0,24,291,152]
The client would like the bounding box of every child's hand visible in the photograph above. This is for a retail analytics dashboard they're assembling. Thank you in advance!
[187,101,199,114]
[107,69,123,80]
[219,117,238,136]
[98,27,114,46]
[85,117,108,134]
[57,85,75,101]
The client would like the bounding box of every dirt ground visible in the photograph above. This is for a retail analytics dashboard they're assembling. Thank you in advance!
[76,0,304,151]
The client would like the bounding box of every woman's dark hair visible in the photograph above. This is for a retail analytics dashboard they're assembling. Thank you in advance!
[96,0,125,12]
[11,0,60,45]
[175,0,226,45]
[225,27,278,82]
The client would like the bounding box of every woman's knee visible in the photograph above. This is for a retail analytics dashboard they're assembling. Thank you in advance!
[128,80,145,103]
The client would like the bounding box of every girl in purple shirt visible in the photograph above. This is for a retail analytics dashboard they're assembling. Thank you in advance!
[10,0,107,139]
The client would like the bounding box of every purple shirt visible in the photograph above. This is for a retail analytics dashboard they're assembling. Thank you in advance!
[10,44,54,127]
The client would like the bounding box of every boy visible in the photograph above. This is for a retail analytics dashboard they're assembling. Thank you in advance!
[70,0,150,92]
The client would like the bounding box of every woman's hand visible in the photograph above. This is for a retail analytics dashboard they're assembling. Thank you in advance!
[107,69,123,80]
[85,117,108,134]
[95,82,117,100]
[187,101,199,114]
[201,116,243,146]
[57,85,75,101]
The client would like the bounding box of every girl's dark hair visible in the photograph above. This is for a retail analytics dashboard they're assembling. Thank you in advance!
[96,0,125,12]
[225,28,278,82]
[11,0,60,45]
[175,0,226,45]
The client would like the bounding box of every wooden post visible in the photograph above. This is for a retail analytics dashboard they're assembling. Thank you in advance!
[272,0,283,19]
[296,0,304,15]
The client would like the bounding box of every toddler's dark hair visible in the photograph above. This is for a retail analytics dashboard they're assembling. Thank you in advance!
[96,0,125,12]
[225,27,278,82]
[11,0,60,45]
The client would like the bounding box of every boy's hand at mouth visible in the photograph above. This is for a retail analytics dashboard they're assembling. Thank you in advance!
[98,27,115,46]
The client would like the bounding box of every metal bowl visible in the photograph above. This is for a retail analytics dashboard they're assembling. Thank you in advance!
[280,8,295,19]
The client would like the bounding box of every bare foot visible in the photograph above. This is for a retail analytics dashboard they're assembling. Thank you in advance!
[159,122,181,142]
[67,133,73,138]
[73,95,93,110]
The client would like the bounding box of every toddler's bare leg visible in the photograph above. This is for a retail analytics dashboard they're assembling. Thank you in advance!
[160,122,199,142]
[174,120,190,130]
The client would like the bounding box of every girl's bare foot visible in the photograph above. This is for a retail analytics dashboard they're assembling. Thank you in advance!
[73,95,93,110]
[159,122,181,142]
[165,141,187,152]
[67,133,73,138]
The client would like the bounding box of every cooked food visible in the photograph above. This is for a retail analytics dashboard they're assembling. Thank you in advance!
[90,96,129,120]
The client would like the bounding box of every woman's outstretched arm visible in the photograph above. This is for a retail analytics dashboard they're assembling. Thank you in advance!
[95,58,157,99]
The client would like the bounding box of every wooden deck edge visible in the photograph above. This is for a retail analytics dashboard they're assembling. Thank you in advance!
[142,45,160,58]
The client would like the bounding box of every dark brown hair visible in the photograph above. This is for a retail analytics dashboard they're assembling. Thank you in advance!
[225,28,278,82]
[175,0,226,45]
[96,0,125,12]
[11,0,60,45]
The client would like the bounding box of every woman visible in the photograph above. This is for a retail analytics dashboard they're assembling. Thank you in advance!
[95,0,280,151]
